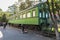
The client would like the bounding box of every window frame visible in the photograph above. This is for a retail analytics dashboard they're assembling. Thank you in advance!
[26,12,31,18]
[20,14,23,19]
[23,14,26,18]
[32,10,36,17]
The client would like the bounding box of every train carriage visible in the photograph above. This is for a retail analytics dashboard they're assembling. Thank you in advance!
[9,3,60,34]
[9,7,39,25]
[8,3,50,31]
[9,4,49,24]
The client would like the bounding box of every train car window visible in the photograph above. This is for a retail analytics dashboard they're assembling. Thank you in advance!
[33,11,35,17]
[41,4,43,7]
[46,13,48,18]
[27,12,31,17]
[46,10,49,18]
[39,12,41,17]
[43,12,45,18]
[20,15,22,19]
[23,14,26,18]
[39,10,42,18]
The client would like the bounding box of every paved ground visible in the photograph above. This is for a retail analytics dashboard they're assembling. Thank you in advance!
[0,25,55,40]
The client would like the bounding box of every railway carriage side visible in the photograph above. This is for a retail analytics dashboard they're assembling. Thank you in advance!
[9,6,39,25]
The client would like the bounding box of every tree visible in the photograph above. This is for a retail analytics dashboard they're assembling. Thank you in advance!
[19,2,26,10]
[55,2,60,18]
[1,14,8,22]
[8,4,17,14]
[26,0,32,8]
[0,8,2,11]
[19,0,32,11]
[46,0,60,40]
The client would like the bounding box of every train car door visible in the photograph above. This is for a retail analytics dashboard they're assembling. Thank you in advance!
[39,10,49,31]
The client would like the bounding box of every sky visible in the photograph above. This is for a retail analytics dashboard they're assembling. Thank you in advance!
[0,0,18,11]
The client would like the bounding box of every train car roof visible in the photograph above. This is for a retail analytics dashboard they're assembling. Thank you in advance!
[19,3,41,14]
[19,1,46,14]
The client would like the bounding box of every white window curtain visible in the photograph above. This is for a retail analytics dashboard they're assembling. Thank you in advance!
[23,14,26,18]
[33,11,35,17]
[20,15,22,19]
[39,12,41,17]
[27,13,31,17]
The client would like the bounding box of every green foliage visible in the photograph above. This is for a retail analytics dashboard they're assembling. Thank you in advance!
[8,4,17,14]
[19,0,32,11]
[1,14,8,22]
[14,11,16,14]
[26,0,32,8]
[0,8,2,11]
[0,17,2,22]
[19,3,26,10]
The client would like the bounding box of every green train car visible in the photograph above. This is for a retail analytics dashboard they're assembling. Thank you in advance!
[8,3,50,31]
[9,7,39,25]
[9,3,49,25]
[8,3,56,32]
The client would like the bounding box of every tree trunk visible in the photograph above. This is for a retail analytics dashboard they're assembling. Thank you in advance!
[47,0,60,40]
[51,0,60,40]
[55,3,60,18]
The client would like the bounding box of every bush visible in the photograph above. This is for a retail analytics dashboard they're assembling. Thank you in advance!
[1,14,8,22]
